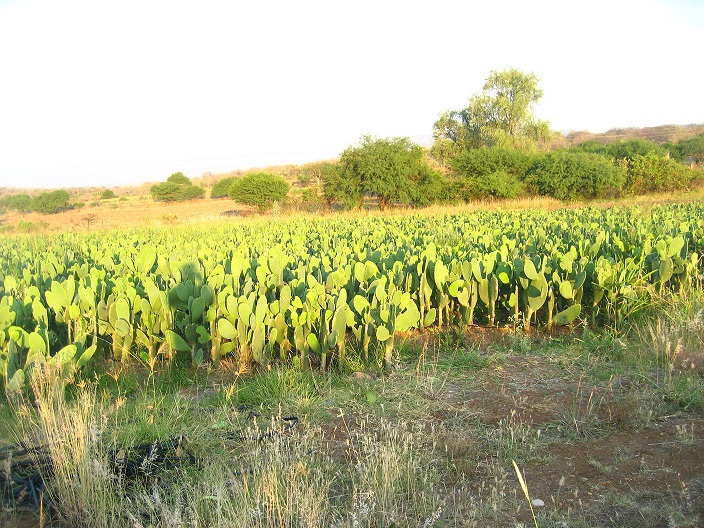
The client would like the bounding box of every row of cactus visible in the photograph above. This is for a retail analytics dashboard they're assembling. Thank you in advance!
[1,203,703,390]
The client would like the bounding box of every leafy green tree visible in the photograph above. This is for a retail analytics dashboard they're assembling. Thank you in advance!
[178,185,205,200]
[150,182,185,202]
[210,177,237,198]
[166,172,191,185]
[297,162,334,187]
[675,134,704,165]
[100,189,116,199]
[571,140,608,156]
[31,190,71,214]
[322,162,363,210]
[333,135,443,210]
[452,147,532,200]
[1,194,33,213]
[433,69,551,162]
[624,153,698,194]
[150,182,205,202]
[229,172,289,212]
[525,150,626,201]
[605,139,666,162]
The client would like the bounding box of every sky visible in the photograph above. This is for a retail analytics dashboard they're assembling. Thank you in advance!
[0,0,703,189]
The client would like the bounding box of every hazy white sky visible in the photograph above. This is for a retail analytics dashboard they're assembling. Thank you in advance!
[1,0,702,189]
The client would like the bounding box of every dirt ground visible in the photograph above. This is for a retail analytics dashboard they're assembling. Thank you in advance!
[2,197,249,233]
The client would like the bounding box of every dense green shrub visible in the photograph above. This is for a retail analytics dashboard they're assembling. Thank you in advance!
[452,147,531,200]
[606,139,667,162]
[32,190,70,214]
[464,170,524,200]
[178,185,205,200]
[229,172,289,212]
[166,172,191,185]
[571,140,607,155]
[0,193,32,213]
[100,189,116,199]
[326,136,443,210]
[624,153,698,194]
[674,134,704,164]
[453,147,532,178]
[210,177,237,198]
[525,150,626,201]
[150,182,205,202]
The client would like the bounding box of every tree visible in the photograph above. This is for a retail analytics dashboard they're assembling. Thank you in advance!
[167,172,191,185]
[525,150,627,201]
[1,194,33,214]
[100,189,116,199]
[331,135,443,210]
[675,134,704,165]
[605,139,666,162]
[432,69,551,161]
[210,177,237,198]
[150,182,205,202]
[452,147,532,200]
[624,153,698,195]
[32,190,70,214]
[322,162,363,210]
[229,172,289,212]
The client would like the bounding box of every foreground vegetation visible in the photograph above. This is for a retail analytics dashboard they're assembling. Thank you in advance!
[1,284,703,527]
[1,202,703,395]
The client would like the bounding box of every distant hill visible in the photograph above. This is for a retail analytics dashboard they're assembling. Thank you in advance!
[565,124,704,145]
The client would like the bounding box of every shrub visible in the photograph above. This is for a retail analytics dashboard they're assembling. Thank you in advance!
[674,134,704,165]
[229,172,289,212]
[166,172,191,185]
[100,189,116,199]
[73,202,85,209]
[525,150,626,201]
[453,146,532,179]
[150,182,205,202]
[292,188,327,213]
[624,153,698,194]
[452,147,531,201]
[606,139,667,162]
[178,185,205,200]
[1,193,33,213]
[210,176,237,198]
[32,190,70,214]
[150,182,184,202]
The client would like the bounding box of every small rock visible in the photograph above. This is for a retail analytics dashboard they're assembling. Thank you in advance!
[531,498,545,507]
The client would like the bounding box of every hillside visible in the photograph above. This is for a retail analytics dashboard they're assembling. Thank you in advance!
[565,123,704,145]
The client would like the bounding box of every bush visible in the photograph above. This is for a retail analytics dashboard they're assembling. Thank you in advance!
[100,189,116,199]
[293,188,326,212]
[624,153,698,194]
[150,182,205,202]
[674,134,704,165]
[1,193,33,213]
[210,177,237,198]
[451,147,531,201]
[606,139,666,162]
[166,172,191,185]
[230,172,289,212]
[73,202,85,209]
[453,146,532,179]
[525,150,626,201]
[32,190,71,214]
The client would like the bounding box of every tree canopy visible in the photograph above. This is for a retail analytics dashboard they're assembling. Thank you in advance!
[326,135,443,210]
[432,69,551,161]
[167,172,192,185]
[210,176,237,198]
[150,173,205,202]
[229,172,289,212]
[31,190,71,214]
